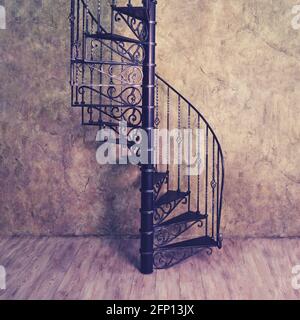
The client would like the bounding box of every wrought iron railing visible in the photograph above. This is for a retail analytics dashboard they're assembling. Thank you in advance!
[154,74,224,248]
[70,0,144,129]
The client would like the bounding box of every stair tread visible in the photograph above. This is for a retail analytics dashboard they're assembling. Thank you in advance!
[155,190,189,207]
[86,32,141,44]
[153,172,167,186]
[112,6,148,21]
[158,236,218,250]
[157,211,207,228]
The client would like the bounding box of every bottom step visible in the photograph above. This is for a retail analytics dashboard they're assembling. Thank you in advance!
[153,236,218,269]
[157,236,218,251]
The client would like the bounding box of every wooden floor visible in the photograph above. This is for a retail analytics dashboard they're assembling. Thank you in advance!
[0,237,300,300]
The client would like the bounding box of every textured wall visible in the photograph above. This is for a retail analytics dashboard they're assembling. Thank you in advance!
[0,0,299,237]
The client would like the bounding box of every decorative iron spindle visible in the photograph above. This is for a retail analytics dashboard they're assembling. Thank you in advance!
[188,104,191,211]
[81,3,86,104]
[216,147,220,241]
[197,114,200,213]
[167,85,170,190]
[205,124,209,235]
[211,138,215,238]
[109,0,115,127]
[90,19,94,107]
[155,77,159,170]
[86,0,89,33]
[97,0,101,33]
[98,39,103,125]
[70,1,75,105]
[75,0,80,104]
[177,95,181,191]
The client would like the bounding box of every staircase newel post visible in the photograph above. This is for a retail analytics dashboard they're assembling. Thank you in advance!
[140,0,157,275]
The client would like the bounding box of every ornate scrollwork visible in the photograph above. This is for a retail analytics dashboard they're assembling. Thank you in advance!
[94,106,142,127]
[154,220,203,247]
[154,196,188,226]
[115,12,148,42]
[108,86,142,105]
[87,63,143,86]
[92,38,145,64]
[116,41,145,64]
[154,175,167,200]
[153,247,213,269]
[78,85,142,107]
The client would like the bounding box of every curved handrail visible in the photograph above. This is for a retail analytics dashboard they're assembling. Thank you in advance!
[155,74,224,159]
[155,73,225,245]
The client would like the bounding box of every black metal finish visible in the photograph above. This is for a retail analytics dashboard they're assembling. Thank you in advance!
[112,5,148,21]
[154,211,206,247]
[160,235,217,250]
[140,0,156,275]
[70,0,225,274]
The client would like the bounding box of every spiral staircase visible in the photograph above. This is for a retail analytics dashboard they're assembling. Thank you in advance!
[69,0,224,274]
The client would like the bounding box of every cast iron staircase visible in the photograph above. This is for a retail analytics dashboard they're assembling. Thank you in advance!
[69,0,225,274]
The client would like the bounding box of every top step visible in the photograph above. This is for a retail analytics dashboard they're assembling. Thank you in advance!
[112,5,149,21]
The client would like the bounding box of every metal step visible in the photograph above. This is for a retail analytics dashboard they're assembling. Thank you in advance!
[112,5,148,21]
[156,211,207,228]
[85,32,142,44]
[155,190,189,208]
[157,236,218,251]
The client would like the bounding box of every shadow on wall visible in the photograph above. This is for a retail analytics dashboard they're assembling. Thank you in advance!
[99,164,141,237]
[67,126,141,238]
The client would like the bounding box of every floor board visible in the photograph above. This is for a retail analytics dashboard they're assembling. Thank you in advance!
[0,237,300,300]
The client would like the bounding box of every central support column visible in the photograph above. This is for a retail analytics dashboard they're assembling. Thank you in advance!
[140,0,157,275]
